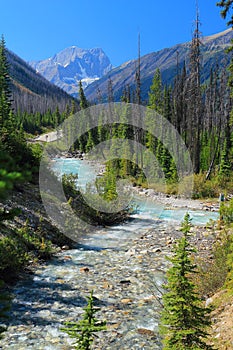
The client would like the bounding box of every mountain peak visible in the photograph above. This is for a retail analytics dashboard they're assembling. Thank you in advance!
[29,46,113,96]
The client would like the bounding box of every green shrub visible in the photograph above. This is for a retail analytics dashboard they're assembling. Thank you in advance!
[224,231,233,292]
[17,220,53,260]
[194,230,232,297]
[220,198,233,224]
[0,236,28,276]
[192,173,219,199]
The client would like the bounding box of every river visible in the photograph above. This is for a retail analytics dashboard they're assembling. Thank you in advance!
[0,159,219,350]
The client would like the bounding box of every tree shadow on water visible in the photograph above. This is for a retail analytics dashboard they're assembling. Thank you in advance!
[5,273,95,327]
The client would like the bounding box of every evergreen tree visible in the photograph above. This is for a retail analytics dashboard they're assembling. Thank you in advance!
[121,84,131,103]
[219,138,232,178]
[107,77,114,103]
[135,33,141,105]
[185,8,203,174]
[148,68,163,113]
[173,60,187,136]
[216,1,233,174]
[70,99,77,115]
[79,81,89,110]
[52,106,60,129]
[217,1,233,28]
[146,68,163,159]
[160,214,214,350]
[96,84,103,104]
[62,290,106,350]
[160,86,178,181]
[77,81,89,152]
[120,140,132,177]
[85,130,95,152]
[0,35,12,130]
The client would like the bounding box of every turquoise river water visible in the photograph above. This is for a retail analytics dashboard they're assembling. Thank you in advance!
[0,158,219,350]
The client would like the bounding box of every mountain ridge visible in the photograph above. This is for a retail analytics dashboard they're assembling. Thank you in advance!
[7,49,76,114]
[29,46,113,96]
[84,28,233,103]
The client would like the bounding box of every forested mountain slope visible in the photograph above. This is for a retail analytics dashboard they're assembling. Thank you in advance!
[7,50,76,114]
[85,29,233,103]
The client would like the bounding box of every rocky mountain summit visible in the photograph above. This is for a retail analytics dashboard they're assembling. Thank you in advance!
[29,46,113,96]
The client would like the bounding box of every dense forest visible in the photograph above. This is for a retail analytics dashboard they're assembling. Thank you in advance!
[2,11,232,195]
[69,12,233,200]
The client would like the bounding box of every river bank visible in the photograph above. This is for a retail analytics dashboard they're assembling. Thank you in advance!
[0,175,220,349]
[131,186,220,212]
[0,182,75,284]
[0,155,224,348]
[0,169,218,286]
[0,215,217,350]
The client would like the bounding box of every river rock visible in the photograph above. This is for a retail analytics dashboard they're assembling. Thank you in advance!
[0,190,218,350]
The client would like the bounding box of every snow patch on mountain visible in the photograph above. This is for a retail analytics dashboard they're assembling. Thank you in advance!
[29,46,113,97]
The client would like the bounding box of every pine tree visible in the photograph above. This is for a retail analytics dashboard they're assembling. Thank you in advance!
[216,1,233,175]
[160,214,214,350]
[107,77,114,104]
[219,138,232,178]
[79,81,89,110]
[70,99,77,115]
[85,130,94,152]
[96,84,103,104]
[217,1,233,28]
[0,35,12,130]
[62,290,106,350]
[160,86,178,181]
[121,84,131,103]
[76,81,89,152]
[135,33,141,106]
[185,7,203,174]
[52,106,60,128]
[148,68,163,113]
[146,68,163,159]
[173,58,187,135]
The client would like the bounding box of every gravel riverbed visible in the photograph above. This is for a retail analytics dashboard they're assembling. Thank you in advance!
[0,205,217,350]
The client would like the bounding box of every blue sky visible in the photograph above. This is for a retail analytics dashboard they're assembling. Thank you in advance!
[1,0,230,67]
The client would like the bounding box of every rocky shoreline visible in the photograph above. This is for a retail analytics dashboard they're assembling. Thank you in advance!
[0,194,218,349]
[131,186,220,212]
[0,164,221,349]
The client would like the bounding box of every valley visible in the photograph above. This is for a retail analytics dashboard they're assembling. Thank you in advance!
[1,2,233,349]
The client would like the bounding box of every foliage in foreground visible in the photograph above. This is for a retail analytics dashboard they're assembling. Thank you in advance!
[61,290,106,350]
[160,214,214,350]
[0,280,11,339]
[194,228,232,298]
[219,199,233,292]
[220,197,233,224]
